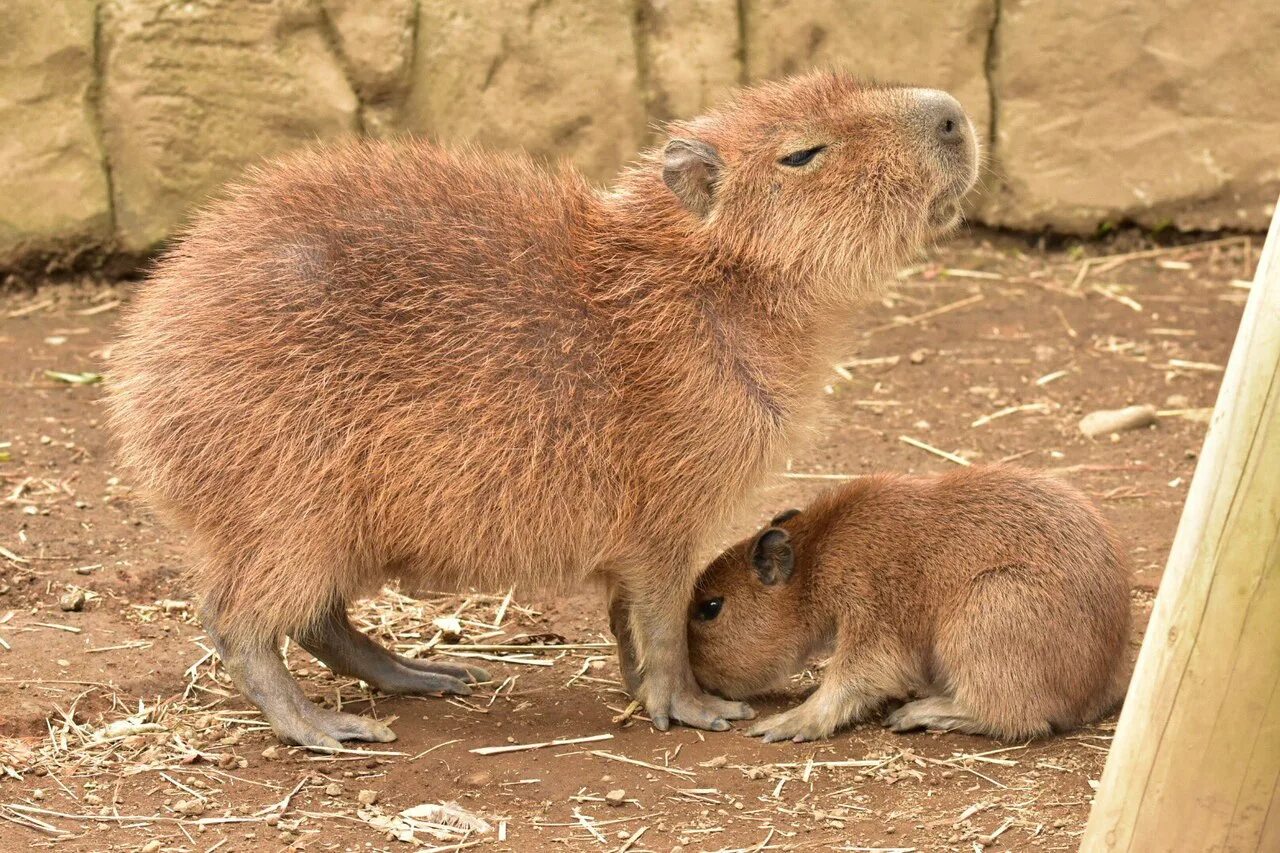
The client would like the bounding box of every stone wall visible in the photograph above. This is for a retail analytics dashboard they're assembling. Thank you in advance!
[2,0,1277,270]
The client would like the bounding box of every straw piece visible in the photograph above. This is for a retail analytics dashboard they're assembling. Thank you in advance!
[471,733,613,756]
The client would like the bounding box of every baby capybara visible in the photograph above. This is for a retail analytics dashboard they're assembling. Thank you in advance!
[109,71,978,748]
[689,466,1131,742]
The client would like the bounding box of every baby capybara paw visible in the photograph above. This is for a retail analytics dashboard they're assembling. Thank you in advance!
[747,706,836,743]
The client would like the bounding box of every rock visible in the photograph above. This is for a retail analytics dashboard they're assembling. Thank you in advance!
[432,616,464,642]
[701,754,729,768]
[641,0,741,122]
[402,0,648,183]
[319,0,416,134]
[743,0,994,143]
[174,798,206,816]
[1165,394,1191,408]
[59,589,86,612]
[0,0,112,263]
[604,788,627,807]
[909,349,929,365]
[1079,405,1158,439]
[324,782,342,796]
[261,745,280,760]
[140,841,162,853]
[357,788,379,805]
[986,0,1280,232]
[100,0,360,252]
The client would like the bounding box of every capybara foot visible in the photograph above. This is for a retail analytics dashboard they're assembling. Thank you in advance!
[399,657,490,684]
[883,696,986,735]
[748,705,836,743]
[205,624,400,750]
[294,606,486,696]
[646,686,755,732]
[363,666,475,697]
[275,704,398,752]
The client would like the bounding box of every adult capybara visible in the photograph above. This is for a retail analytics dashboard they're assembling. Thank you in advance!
[689,467,1131,742]
[109,71,979,749]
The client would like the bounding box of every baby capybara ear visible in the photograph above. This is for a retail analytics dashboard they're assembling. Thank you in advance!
[751,527,795,586]
[662,138,723,218]
[769,508,802,526]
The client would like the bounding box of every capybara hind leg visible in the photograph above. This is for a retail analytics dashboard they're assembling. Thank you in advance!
[883,696,991,736]
[206,628,395,750]
[293,606,486,696]
[607,592,641,695]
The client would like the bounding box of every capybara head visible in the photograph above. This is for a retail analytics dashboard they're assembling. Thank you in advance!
[641,71,979,300]
[688,509,811,699]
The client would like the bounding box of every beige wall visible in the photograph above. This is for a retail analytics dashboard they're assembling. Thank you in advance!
[2,0,1277,267]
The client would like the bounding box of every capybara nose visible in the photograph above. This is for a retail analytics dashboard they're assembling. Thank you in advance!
[913,89,969,148]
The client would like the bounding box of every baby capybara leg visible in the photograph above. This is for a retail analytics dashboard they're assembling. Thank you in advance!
[292,605,488,695]
[201,611,395,750]
[936,565,1084,739]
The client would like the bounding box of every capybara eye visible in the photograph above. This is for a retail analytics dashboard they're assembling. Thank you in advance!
[778,146,826,168]
[696,597,724,621]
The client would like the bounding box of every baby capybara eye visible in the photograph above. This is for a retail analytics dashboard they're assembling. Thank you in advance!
[695,597,725,621]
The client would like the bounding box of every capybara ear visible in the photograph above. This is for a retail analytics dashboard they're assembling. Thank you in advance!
[751,527,795,586]
[662,138,723,218]
[769,508,802,526]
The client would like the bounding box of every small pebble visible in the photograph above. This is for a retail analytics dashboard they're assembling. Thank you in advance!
[702,755,728,768]
[357,789,379,806]
[174,798,206,816]
[59,590,86,612]
[140,841,162,853]
[324,783,343,797]
[604,789,627,807]
[909,348,928,365]
[261,746,280,760]
[1079,404,1157,438]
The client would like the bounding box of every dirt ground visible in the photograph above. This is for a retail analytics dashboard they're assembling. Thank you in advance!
[0,230,1259,852]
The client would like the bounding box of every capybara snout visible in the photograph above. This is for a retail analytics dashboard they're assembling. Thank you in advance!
[689,467,1131,742]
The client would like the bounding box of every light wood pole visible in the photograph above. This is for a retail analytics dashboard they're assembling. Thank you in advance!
[1081,201,1280,851]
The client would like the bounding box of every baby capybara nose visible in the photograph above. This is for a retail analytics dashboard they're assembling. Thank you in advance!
[913,89,970,148]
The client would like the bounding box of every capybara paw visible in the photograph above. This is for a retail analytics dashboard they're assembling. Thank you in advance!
[644,687,749,732]
[377,670,474,697]
[272,708,397,752]
[882,697,981,735]
[706,695,756,722]
[306,708,398,746]
[400,657,491,684]
[747,709,833,743]
[882,703,922,733]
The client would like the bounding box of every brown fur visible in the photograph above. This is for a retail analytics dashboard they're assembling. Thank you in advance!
[107,71,978,744]
[689,466,1132,742]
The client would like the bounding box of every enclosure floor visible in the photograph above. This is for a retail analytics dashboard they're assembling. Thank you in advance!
[0,230,1254,851]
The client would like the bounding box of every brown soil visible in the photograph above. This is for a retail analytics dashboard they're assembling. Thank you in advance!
[0,231,1257,852]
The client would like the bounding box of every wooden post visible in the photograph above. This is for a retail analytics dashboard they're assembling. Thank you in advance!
[1081,202,1280,852]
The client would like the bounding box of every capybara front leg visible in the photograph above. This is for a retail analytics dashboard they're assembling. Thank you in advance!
[627,557,755,731]
[205,624,395,750]
[293,605,487,696]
